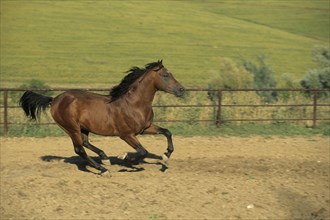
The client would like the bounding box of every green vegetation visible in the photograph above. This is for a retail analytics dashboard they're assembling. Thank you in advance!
[167,123,330,137]
[2,123,329,137]
[242,55,278,102]
[208,58,253,90]
[9,79,54,102]
[1,1,329,88]
[2,124,65,137]
[300,45,330,96]
[202,1,329,41]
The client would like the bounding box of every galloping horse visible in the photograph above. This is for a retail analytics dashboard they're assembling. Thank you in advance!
[19,60,185,174]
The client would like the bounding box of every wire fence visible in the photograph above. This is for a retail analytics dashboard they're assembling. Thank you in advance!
[0,88,329,135]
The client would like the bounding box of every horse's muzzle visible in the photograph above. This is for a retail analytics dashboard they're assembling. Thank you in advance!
[174,86,185,97]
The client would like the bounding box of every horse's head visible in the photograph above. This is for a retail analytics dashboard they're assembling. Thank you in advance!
[151,60,185,97]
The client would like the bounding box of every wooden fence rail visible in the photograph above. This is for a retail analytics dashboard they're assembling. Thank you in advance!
[0,88,329,135]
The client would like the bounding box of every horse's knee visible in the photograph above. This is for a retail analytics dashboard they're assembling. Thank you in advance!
[161,128,172,138]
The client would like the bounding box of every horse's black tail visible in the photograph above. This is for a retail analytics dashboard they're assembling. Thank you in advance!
[19,91,53,120]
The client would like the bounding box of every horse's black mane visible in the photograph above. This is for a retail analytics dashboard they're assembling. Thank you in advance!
[109,60,163,102]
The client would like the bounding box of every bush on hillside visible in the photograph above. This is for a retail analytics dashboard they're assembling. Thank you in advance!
[9,79,53,105]
[242,55,278,103]
[300,46,330,97]
[207,58,253,101]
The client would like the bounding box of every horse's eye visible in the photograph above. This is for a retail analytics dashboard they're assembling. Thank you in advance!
[163,72,170,78]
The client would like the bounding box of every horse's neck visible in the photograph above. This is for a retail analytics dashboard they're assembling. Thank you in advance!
[125,76,157,107]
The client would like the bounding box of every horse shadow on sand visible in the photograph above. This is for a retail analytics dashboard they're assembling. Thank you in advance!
[40,152,168,174]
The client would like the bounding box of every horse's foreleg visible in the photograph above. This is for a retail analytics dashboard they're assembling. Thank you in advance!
[120,135,148,162]
[142,124,174,160]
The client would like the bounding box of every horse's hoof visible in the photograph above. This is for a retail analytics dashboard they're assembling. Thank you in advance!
[162,154,169,162]
[117,153,127,160]
[160,164,168,172]
[159,154,169,168]
[100,153,109,160]
[100,170,111,177]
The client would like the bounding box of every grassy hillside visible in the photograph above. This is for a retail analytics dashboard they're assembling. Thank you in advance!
[1,0,329,88]
[202,0,329,41]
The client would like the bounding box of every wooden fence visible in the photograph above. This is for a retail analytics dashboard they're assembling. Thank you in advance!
[0,88,329,135]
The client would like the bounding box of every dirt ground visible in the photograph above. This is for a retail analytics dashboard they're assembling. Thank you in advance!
[0,135,329,220]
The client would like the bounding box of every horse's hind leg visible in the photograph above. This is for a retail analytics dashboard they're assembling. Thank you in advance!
[70,132,108,174]
[81,130,108,160]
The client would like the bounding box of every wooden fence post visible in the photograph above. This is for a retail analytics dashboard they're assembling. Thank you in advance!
[312,90,318,128]
[216,90,222,127]
[3,90,9,135]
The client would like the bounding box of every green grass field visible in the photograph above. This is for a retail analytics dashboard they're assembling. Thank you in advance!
[1,0,329,88]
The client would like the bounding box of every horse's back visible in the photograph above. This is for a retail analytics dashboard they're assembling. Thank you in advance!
[52,90,109,108]
[55,90,109,101]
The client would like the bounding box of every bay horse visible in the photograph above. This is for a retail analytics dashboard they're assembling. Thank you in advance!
[19,60,185,174]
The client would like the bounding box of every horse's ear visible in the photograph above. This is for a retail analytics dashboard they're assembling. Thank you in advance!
[158,59,163,65]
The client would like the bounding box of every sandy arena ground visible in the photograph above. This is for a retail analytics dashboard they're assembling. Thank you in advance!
[0,135,329,219]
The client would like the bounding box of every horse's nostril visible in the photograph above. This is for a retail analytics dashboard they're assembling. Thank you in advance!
[176,87,185,96]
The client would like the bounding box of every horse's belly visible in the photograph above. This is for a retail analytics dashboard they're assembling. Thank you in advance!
[84,111,151,136]
[80,112,120,136]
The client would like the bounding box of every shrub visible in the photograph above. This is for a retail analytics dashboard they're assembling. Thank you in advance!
[9,79,53,105]
[207,58,253,101]
[242,55,278,103]
[300,46,329,97]
[19,79,53,95]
